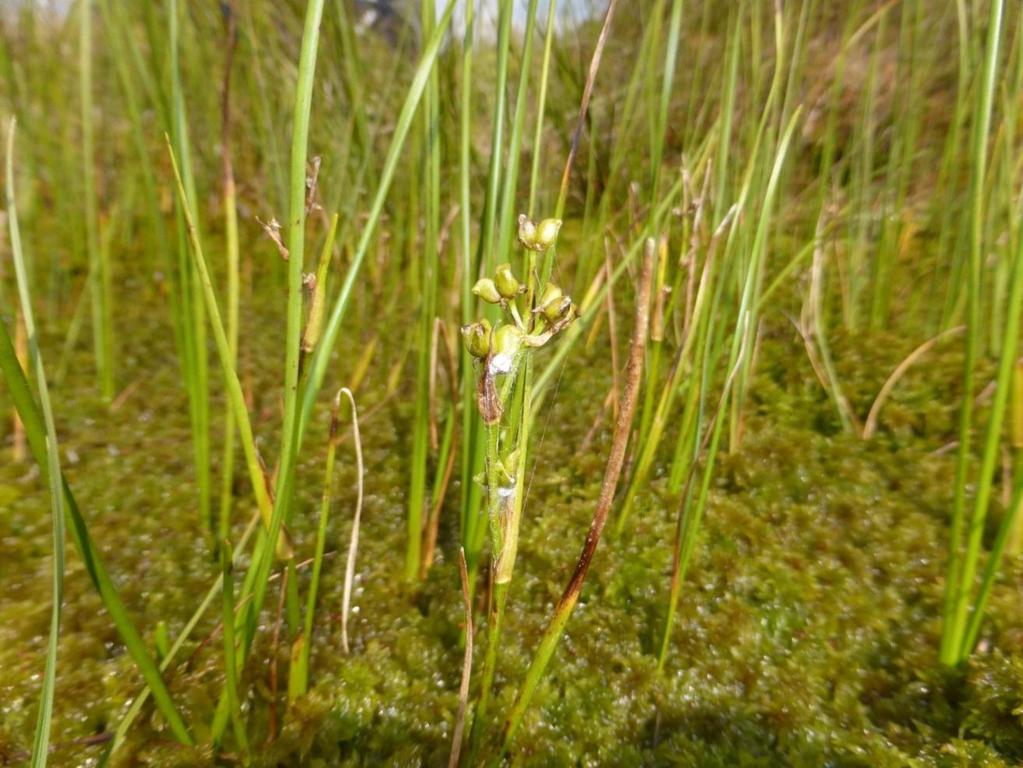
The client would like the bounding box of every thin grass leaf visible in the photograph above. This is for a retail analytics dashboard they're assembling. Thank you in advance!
[1,127,192,747]
[7,116,66,768]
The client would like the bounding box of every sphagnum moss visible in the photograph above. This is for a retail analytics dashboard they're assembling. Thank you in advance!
[2,0,1023,765]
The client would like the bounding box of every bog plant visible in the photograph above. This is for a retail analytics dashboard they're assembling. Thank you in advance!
[460,214,575,754]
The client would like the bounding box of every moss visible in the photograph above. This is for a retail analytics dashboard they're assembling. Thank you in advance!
[3,294,1023,767]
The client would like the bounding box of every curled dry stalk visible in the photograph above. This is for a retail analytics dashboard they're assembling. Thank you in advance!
[288,386,361,700]
[339,388,364,655]
[862,326,965,439]
[498,237,656,756]
[798,209,857,433]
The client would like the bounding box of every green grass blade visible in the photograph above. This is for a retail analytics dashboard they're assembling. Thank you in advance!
[163,136,279,544]
[7,116,66,768]
[101,516,259,762]
[956,183,1023,660]
[276,0,327,566]
[167,0,212,541]
[299,0,458,443]
[1,134,192,745]
[79,0,113,400]
[943,0,1007,664]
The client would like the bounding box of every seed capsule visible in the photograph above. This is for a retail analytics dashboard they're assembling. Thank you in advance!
[517,214,538,249]
[543,296,572,323]
[535,218,562,250]
[494,263,522,299]
[472,277,502,304]
[461,318,492,358]
[536,282,563,315]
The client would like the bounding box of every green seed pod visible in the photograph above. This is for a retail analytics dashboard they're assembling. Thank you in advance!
[543,294,574,323]
[472,277,502,304]
[494,263,522,299]
[517,214,538,250]
[461,318,492,358]
[536,281,563,315]
[535,218,562,250]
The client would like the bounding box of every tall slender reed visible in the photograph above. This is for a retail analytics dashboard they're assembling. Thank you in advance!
[526,0,558,216]
[79,0,112,399]
[299,0,458,477]
[97,0,175,336]
[275,0,327,551]
[634,0,684,448]
[869,0,923,330]
[494,0,539,265]
[218,3,241,547]
[167,0,211,538]
[727,0,789,452]
[477,0,513,276]
[166,138,301,743]
[234,0,326,663]
[941,0,1007,667]
[658,109,803,671]
[165,140,288,555]
[957,195,1023,659]
[407,0,443,579]
[650,0,685,202]
[935,0,974,332]
[209,1,458,743]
